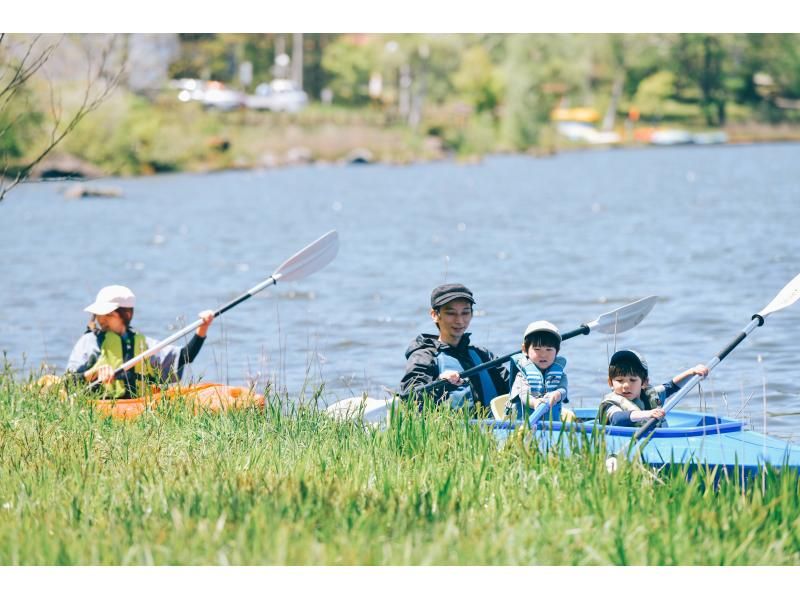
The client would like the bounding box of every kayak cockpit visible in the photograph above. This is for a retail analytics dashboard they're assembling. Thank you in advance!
[476,408,744,438]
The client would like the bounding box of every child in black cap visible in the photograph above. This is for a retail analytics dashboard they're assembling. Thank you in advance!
[598,349,708,427]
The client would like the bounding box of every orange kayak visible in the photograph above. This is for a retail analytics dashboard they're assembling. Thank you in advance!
[91,383,265,420]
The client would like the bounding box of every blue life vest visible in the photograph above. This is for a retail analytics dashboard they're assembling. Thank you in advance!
[509,353,567,421]
[435,349,499,410]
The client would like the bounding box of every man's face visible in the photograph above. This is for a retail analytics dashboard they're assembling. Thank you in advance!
[432,299,473,343]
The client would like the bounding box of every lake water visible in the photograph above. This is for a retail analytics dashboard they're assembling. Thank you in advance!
[2,143,799,438]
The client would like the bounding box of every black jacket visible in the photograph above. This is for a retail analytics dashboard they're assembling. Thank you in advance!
[400,332,508,407]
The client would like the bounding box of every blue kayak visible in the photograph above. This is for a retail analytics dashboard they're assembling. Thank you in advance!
[475,408,800,476]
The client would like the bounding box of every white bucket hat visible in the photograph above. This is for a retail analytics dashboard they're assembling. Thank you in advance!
[523,320,561,342]
[84,285,136,315]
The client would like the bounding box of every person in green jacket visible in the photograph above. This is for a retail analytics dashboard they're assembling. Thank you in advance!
[65,285,214,398]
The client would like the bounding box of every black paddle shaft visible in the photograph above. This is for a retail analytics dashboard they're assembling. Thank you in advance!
[633,314,765,441]
[106,282,278,383]
[215,287,268,318]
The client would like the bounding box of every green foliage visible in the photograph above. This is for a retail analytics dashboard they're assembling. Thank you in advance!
[409,35,463,105]
[61,92,232,174]
[0,94,42,161]
[501,35,571,149]
[440,111,499,157]
[671,34,728,126]
[2,375,800,565]
[0,45,45,161]
[321,36,380,105]
[756,34,800,98]
[63,94,165,174]
[633,70,678,116]
[452,45,505,115]
[169,34,237,82]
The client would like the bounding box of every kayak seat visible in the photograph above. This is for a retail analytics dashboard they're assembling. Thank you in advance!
[490,394,511,420]
[490,392,576,423]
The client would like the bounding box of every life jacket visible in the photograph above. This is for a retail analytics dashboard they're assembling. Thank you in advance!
[94,329,153,399]
[598,387,665,427]
[512,354,567,397]
[508,354,567,421]
[435,349,499,410]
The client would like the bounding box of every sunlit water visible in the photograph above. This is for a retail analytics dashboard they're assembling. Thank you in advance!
[2,143,799,438]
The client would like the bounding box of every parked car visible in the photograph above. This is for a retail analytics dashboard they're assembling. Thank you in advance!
[173,78,206,103]
[245,79,308,112]
[200,81,245,111]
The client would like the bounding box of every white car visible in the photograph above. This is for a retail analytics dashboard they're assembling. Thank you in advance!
[245,79,308,112]
[200,82,245,111]
[174,78,207,103]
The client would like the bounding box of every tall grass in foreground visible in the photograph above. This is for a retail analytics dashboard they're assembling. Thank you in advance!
[1,374,800,565]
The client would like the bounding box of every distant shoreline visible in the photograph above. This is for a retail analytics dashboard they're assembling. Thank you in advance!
[13,124,800,188]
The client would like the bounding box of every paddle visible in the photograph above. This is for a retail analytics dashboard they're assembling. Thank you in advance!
[88,230,339,392]
[408,294,659,401]
[632,272,800,442]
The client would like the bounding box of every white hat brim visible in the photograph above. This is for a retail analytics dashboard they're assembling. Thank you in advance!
[84,301,119,316]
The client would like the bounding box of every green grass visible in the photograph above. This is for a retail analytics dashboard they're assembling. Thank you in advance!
[1,373,800,565]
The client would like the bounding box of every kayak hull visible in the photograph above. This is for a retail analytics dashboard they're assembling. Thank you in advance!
[92,383,265,420]
[323,397,800,474]
[478,408,800,475]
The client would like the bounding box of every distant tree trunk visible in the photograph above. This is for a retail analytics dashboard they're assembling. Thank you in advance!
[602,34,627,132]
[0,33,123,202]
[398,64,411,120]
[292,32,303,90]
[602,72,624,131]
[408,46,428,129]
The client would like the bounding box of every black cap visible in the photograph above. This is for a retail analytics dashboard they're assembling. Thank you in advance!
[609,349,649,375]
[430,283,475,309]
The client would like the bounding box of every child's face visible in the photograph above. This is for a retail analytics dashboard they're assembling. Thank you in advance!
[608,374,645,399]
[526,344,557,370]
[96,311,126,335]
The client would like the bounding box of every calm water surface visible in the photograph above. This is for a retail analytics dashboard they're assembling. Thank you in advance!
[2,143,799,438]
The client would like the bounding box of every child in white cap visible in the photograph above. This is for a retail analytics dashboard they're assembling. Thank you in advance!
[507,320,568,422]
[65,285,215,399]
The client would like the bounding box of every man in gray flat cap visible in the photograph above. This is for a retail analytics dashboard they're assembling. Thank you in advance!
[400,283,508,411]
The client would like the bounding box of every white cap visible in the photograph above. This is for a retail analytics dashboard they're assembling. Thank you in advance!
[523,320,561,341]
[84,285,136,315]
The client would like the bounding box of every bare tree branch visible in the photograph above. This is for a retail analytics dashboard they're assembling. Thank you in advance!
[0,34,59,110]
[0,34,124,202]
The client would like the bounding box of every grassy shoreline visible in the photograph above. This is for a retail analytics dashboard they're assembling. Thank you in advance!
[2,375,799,565]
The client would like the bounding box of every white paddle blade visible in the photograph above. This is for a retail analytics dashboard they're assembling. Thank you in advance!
[273,230,339,283]
[591,295,658,335]
[759,272,800,318]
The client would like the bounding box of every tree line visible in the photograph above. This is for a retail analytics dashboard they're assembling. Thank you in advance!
[2,33,800,200]
[175,34,800,132]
